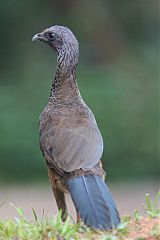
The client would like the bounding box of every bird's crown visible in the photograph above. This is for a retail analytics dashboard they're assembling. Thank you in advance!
[32,25,78,48]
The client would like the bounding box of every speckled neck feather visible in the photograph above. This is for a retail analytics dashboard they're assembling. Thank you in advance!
[49,42,80,104]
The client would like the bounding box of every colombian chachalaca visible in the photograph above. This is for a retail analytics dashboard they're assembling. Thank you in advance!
[32,25,120,230]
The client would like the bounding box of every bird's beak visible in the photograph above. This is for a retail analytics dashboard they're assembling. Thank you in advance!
[32,33,46,42]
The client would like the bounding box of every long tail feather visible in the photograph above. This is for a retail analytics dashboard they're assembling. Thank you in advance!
[68,175,120,230]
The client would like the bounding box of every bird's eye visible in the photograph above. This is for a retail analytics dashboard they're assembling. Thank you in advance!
[48,32,55,40]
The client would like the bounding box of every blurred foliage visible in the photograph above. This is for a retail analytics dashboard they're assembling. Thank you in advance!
[0,0,159,182]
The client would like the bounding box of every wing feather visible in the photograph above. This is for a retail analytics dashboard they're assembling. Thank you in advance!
[40,123,103,172]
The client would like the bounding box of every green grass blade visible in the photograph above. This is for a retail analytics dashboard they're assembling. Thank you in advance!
[32,207,38,223]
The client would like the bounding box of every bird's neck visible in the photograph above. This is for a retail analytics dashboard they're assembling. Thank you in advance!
[49,47,81,104]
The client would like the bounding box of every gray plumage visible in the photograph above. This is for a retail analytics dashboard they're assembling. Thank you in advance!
[68,175,120,229]
[32,25,120,229]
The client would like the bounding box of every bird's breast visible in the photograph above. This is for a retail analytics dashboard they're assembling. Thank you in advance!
[39,102,97,131]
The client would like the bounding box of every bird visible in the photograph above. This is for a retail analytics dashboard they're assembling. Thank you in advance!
[32,25,120,230]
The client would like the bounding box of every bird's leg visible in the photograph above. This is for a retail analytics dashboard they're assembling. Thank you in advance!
[48,168,68,221]
[52,187,68,221]
[76,211,81,223]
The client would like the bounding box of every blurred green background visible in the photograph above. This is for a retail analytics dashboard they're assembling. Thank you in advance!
[0,0,159,183]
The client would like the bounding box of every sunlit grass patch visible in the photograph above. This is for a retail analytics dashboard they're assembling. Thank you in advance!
[0,192,159,240]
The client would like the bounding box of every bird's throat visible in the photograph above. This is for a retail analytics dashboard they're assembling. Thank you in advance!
[49,46,80,104]
[49,66,80,104]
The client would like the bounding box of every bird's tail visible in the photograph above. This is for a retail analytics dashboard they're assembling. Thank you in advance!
[68,174,120,230]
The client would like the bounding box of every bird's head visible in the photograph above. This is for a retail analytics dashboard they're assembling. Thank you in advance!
[32,25,79,69]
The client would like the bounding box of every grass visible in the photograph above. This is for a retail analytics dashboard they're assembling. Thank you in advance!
[0,192,159,240]
[143,192,160,218]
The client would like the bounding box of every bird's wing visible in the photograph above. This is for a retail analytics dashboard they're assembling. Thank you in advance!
[40,118,103,173]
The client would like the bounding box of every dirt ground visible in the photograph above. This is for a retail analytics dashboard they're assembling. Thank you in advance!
[0,180,159,220]
[127,217,160,240]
